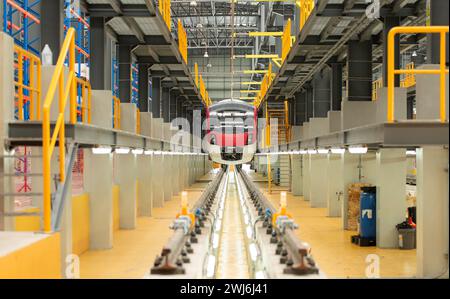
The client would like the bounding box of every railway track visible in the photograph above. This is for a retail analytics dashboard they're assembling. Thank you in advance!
[148,167,323,279]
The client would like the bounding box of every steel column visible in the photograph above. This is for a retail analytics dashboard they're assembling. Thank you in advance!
[330,62,343,111]
[427,0,449,64]
[162,87,170,122]
[90,17,106,90]
[312,68,331,117]
[118,44,132,102]
[138,63,150,112]
[40,0,64,63]
[347,40,372,101]
[383,16,400,87]
[151,77,161,118]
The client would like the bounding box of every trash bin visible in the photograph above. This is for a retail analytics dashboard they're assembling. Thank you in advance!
[398,228,416,249]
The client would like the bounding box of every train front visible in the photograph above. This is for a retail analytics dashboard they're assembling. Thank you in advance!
[206,100,257,165]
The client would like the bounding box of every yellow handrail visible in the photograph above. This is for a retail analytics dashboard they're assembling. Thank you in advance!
[177,19,188,63]
[400,62,416,88]
[13,45,41,120]
[387,26,449,123]
[136,107,141,134]
[298,0,314,32]
[194,63,199,87]
[281,18,292,63]
[159,0,171,31]
[113,96,121,129]
[372,78,383,101]
[75,77,92,124]
[42,27,77,232]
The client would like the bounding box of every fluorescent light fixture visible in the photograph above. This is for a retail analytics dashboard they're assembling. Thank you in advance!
[115,147,130,154]
[144,150,154,155]
[317,148,329,154]
[132,148,144,155]
[255,271,266,279]
[307,149,317,155]
[331,147,346,154]
[348,146,368,154]
[299,149,308,155]
[92,146,112,155]
[153,150,162,155]
[212,233,219,249]
[406,150,416,156]
[206,255,216,278]
[249,243,259,262]
[246,226,253,239]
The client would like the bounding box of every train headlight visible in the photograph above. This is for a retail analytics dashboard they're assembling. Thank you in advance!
[210,135,216,145]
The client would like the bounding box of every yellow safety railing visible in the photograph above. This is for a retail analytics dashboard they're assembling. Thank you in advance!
[177,19,188,63]
[42,27,77,232]
[113,96,121,129]
[281,18,292,63]
[298,0,314,32]
[284,100,291,142]
[387,26,449,123]
[159,0,171,31]
[372,78,383,101]
[400,62,416,88]
[75,77,92,124]
[13,45,41,120]
[136,107,141,134]
[194,63,199,87]
[254,63,274,108]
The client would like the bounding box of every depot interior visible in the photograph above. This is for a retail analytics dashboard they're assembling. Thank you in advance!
[0,0,448,279]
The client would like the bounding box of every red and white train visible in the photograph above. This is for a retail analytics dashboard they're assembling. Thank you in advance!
[205,99,257,165]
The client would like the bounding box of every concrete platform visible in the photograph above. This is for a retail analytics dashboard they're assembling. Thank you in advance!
[78,172,217,278]
[247,171,417,278]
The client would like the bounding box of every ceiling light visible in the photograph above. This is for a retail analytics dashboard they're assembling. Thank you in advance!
[196,23,202,28]
[132,148,144,155]
[331,147,346,154]
[348,146,368,154]
[406,150,416,156]
[317,148,329,154]
[204,51,209,58]
[207,63,212,68]
[115,147,130,154]
[144,150,154,155]
[153,150,162,155]
[412,51,417,57]
[92,146,112,155]
[190,1,197,7]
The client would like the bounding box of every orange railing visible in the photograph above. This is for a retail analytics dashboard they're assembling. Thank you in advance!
[159,0,171,31]
[75,77,92,124]
[281,19,292,63]
[113,96,121,129]
[14,45,41,120]
[298,0,314,32]
[42,27,77,232]
[388,26,449,123]
[400,62,416,88]
[178,19,188,63]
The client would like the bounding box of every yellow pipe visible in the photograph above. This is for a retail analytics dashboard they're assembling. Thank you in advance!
[241,70,269,74]
[248,32,283,37]
[241,81,262,85]
[267,154,272,194]
[240,90,259,93]
[245,54,279,59]
[239,97,257,100]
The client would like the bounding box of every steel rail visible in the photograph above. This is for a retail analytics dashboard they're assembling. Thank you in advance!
[150,168,225,275]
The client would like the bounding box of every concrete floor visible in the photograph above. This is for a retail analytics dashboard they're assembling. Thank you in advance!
[78,170,416,279]
[79,179,212,278]
[252,172,417,278]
